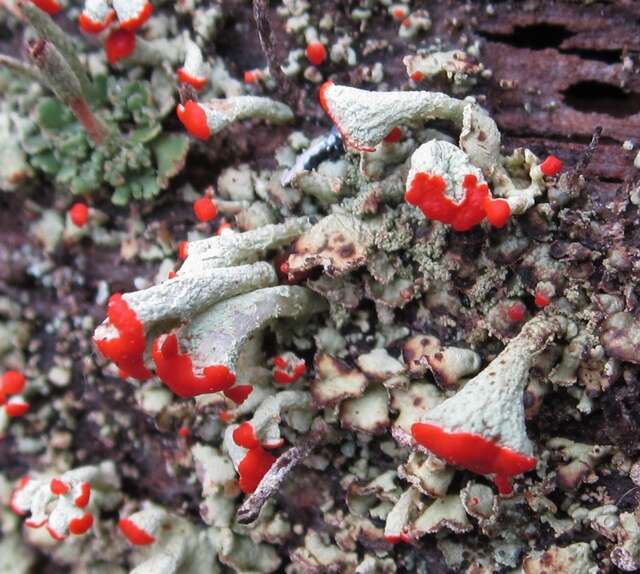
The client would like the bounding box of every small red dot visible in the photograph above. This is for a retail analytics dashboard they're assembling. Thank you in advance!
[540,155,563,177]
[383,127,402,143]
[392,7,407,21]
[306,42,326,66]
[410,71,423,82]
[506,303,525,322]
[193,196,218,222]
[69,203,89,227]
[244,70,258,83]
[534,290,551,308]
[178,426,189,438]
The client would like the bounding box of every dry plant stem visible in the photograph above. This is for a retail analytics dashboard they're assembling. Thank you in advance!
[28,39,109,146]
[236,418,329,524]
[252,0,299,112]
[69,99,109,146]
[20,1,92,98]
[570,126,602,189]
[0,54,46,85]
[0,0,24,20]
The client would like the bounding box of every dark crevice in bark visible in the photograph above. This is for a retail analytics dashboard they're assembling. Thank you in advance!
[480,24,624,64]
[562,81,640,118]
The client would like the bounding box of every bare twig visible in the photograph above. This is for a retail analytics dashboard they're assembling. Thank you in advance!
[0,0,25,21]
[568,126,602,189]
[28,39,109,146]
[252,0,299,112]
[0,53,47,85]
[236,418,329,524]
[20,0,92,98]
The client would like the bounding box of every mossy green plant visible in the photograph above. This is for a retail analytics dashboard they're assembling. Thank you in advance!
[20,75,189,204]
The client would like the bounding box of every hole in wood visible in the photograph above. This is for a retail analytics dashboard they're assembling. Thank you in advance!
[482,24,573,50]
[563,81,640,118]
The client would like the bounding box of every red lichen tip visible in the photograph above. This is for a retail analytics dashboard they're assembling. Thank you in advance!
[411,422,537,495]
[105,29,136,65]
[69,512,94,535]
[47,525,67,542]
[318,81,376,153]
[272,354,306,385]
[385,532,411,544]
[151,334,236,398]
[69,202,89,228]
[193,196,218,222]
[79,10,115,34]
[118,518,155,545]
[75,482,91,508]
[5,401,30,417]
[178,425,190,438]
[177,68,208,91]
[383,126,403,144]
[118,1,153,31]
[176,100,210,141]
[94,293,151,381]
[539,155,563,177]
[306,42,327,66]
[238,447,276,494]
[224,384,253,405]
[233,422,260,449]
[31,0,62,15]
[50,478,70,496]
[2,370,26,395]
[178,240,189,260]
[534,290,551,308]
[410,71,424,82]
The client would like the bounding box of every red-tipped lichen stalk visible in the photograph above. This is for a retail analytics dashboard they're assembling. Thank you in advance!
[412,313,566,494]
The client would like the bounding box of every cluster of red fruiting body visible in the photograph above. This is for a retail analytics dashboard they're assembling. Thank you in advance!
[74,1,154,65]
[412,423,537,495]
[405,173,511,232]
[95,294,253,405]
[11,475,94,541]
[232,422,278,494]
[272,354,306,385]
[0,370,29,418]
